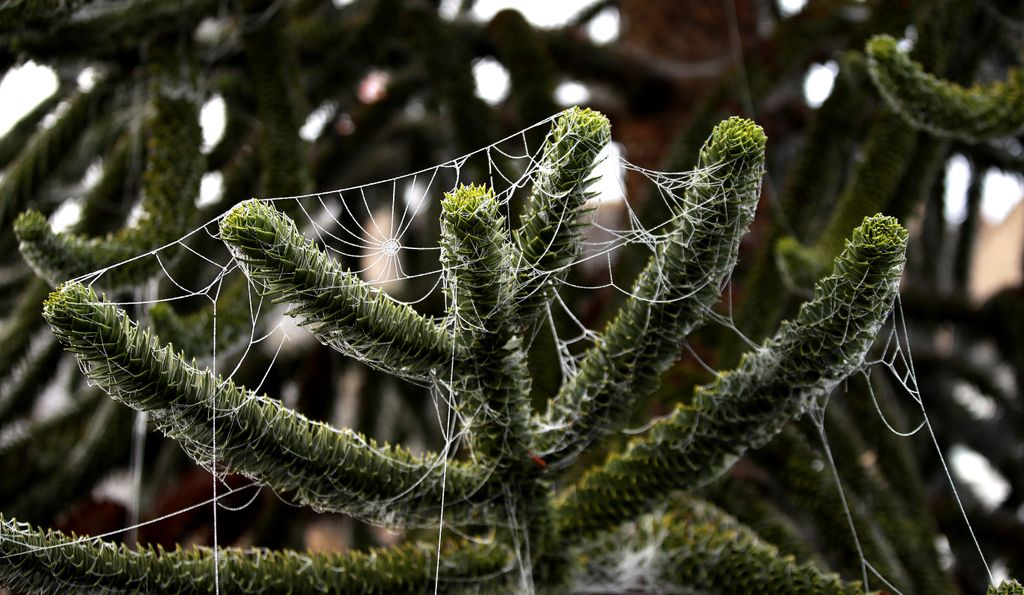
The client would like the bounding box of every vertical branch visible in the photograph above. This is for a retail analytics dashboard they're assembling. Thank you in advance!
[441,184,531,471]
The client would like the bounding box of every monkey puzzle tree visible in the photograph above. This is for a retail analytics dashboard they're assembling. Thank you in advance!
[2,108,914,593]
[0,1,1023,594]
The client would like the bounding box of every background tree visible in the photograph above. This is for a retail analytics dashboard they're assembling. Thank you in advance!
[0,0,1022,593]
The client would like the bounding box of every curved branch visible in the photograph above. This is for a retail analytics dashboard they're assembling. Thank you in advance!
[555,215,908,539]
[868,34,1024,141]
[15,67,203,289]
[43,282,487,525]
[535,117,765,466]
[513,107,610,332]
[220,199,454,383]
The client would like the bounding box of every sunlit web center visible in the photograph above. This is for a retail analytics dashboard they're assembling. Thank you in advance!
[381,238,401,256]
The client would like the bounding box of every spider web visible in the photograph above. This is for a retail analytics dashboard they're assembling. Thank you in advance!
[0,107,999,595]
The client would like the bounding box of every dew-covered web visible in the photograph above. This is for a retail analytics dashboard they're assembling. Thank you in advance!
[774,290,998,595]
[0,106,996,594]
[858,299,994,589]
[0,109,737,592]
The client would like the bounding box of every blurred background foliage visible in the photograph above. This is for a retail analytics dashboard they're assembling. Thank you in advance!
[0,0,1023,593]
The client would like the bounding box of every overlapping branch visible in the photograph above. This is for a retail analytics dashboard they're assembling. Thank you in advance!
[868,34,1024,141]
[221,200,453,382]
[441,184,531,470]
[43,282,486,523]
[0,78,114,236]
[15,57,203,289]
[513,107,610,332]
[555,215,908,539]
[535,116,765,465]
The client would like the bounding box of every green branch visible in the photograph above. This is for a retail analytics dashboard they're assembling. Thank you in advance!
[148,278,254,360]
[811,109,916,263]
[146,3,309,358]
[417,5,497,156]
[535,116,765,465]
[719,50,870,360]
[441,184,531,470]
[42,282,486,524]
[0,78,113,235]
[220,199,454,382]
[513,107,610,332]
[707,477,821,565]
[488,9,558,124]
[242,0,311,197]
[0,0,94,31]
[0,515,510,594]
[74,128,144,236]
[868,34,1024,141]
[15,69,203,289]
[991,580,1024,595]
[575,497,863,594]
[751,426,908,587]
[6,396,132,524]
[555,215,908,539]
[11,0,218,60]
